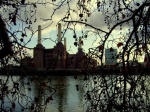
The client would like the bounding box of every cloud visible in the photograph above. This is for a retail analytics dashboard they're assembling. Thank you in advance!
[86,12,108,31]
[2,0,147,54]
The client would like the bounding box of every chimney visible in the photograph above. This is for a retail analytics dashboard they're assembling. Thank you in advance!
[38,25,42,44]
[64,38,66,48]
[58,23,61,42]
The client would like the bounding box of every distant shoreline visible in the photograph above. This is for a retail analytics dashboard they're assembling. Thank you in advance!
[0,67,149,76]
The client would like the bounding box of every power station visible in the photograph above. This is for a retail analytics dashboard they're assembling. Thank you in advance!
[31,23,97,69]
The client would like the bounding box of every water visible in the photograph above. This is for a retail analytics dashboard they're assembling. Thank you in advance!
[1,75,150,111]
[0,75,87,112]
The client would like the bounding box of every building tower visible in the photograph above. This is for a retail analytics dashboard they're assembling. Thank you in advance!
[53,23,66,69]
[33,25,45,68]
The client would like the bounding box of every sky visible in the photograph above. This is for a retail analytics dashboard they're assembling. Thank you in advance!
[19,0,119,55]
[0,0,146,62]
[12,0,110,57]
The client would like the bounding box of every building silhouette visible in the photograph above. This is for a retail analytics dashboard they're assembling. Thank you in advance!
[31,24,97,69]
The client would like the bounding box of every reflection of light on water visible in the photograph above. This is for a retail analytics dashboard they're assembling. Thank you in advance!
[66,76,84,112]
[48,76,85,112]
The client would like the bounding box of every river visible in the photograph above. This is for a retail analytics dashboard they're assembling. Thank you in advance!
[0,74,150,112]
[0,75,88,112]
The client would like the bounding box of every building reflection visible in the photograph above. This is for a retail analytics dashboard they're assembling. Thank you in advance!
[0,75,86,112]
[51,76,67,112]
[28,76,69,112]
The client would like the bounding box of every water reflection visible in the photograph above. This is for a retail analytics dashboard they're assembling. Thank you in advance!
[1,75,150,111]
[48,76,67,112]
[0,75,85,112]
[49,76,85,112]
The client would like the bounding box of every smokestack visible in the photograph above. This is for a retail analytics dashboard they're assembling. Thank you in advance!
[58,23,61,42]
[64,38,66,48]
[38,25,42,44]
